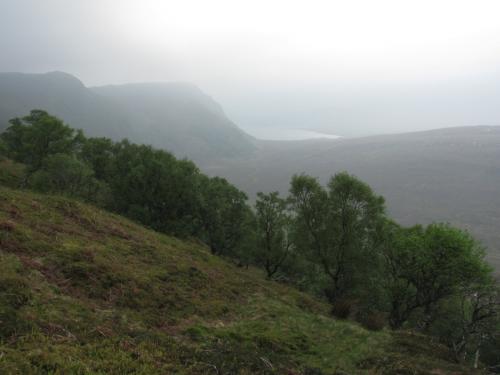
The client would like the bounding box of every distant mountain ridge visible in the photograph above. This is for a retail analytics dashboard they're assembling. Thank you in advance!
[0,71,256,163]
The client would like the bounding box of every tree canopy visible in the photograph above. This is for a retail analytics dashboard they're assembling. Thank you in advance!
[290,172,385,301]
[1,110,84,173]
[255,191,291,278]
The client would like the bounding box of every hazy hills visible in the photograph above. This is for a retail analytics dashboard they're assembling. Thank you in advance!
[0,72,255,162]
[92,82,255,161]
[0,71,131,139]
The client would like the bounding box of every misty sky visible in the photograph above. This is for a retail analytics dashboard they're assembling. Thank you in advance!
[1,0,500,137]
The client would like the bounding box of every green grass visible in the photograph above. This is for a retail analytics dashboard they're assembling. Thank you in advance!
[0,159,24,188]
[0,185,483,374]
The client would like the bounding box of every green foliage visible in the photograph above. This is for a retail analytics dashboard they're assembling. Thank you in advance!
[106,140,201,236]
[426,282,499,364]
[255,191,291,278]
[1,110,84,173]
[290,172,385,301]
[30,153,107,202]
[382,223,493,329]
[79,137,115,180]
[198,175,250,256]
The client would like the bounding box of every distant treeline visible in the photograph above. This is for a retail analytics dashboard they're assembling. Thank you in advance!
[1,110,499,367]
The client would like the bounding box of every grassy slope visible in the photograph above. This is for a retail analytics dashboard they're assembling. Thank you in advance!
[0,184,481,374]
[0,159,24,189]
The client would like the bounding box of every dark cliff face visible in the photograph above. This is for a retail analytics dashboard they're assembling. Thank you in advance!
[0,72,256,163]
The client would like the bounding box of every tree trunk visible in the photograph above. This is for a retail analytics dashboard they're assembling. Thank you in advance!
[474,348,480,369]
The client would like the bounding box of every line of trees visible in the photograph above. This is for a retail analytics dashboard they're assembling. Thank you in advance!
[0,110,254,259]
[1,110,499,367]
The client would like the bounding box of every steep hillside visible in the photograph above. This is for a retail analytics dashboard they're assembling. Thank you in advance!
[92,83,255,162]
[0,72,255,162]
[0,186,479,374]
[0,159,24,188]
[0,71,132,139]
[205,126,500,269]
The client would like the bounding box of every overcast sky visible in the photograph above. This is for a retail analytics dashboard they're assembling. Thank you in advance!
[1,0,500,137]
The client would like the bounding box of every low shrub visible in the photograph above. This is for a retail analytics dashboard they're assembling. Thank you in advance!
[331,299,355,319]
[356,311,386,331]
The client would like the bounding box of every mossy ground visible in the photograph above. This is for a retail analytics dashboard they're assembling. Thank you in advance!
[0,159,24,188]
[0,185,482,374]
